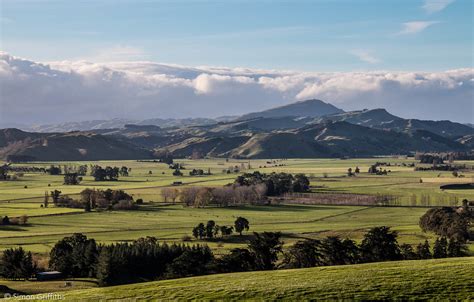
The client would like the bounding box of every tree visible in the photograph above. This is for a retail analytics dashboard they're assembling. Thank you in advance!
[432,237,448,258]
[219,225,233,237]
[234,217,250,236]
[360,226,401,262]
[64,173,81,185]
[214,248,255,273]
[50,190,62,205]
[400,244,417,260]
[43,191,49,208]
[282,239,321,268]
[166,246,214,278]
[320,237,360,265]
[0,164,9,180]
[173,168,183,176]
[2,216,10,225]
[447,239,467,257]
[419,207,470,242]
[192,223,205,239]
[205,220,216,239]
[416,240,432,259]
[119,166,129,177]
[292,174,310,193]
[49,233,98,277]
[248,232,283,270]
[0,247,35,280]
[48,165,62,175]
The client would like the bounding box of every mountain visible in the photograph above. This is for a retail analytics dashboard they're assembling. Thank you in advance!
[151,120,468,159]
[0,129,153,161]
[316,109,473,138]
[238,99,344,120]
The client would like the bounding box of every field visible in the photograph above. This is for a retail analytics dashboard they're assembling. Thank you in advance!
[0,158,473,254]
[14,257,472,301]
[1,157,474,298]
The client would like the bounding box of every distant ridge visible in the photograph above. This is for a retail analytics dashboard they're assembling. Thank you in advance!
[238,99,344,120]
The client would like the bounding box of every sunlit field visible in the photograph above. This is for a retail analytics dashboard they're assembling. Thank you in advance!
[0,158,473,254]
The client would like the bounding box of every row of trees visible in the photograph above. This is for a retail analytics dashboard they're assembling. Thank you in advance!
[90,165,129,181]
[178,184,267,207]
[45,188,136,211]
[192,217,249,239]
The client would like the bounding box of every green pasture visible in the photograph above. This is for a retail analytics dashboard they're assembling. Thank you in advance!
[19,257,474,301]
[0,158,473,254]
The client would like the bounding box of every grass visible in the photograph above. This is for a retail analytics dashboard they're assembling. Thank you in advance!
[21,257,474,301]
[1,158,473,253]
[0,204,437,254]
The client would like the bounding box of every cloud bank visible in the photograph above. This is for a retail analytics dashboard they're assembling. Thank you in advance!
[0,52,473,125]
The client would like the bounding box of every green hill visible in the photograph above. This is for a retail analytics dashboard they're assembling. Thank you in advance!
[38,257,473,301]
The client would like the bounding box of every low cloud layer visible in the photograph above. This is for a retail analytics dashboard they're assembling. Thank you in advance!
[0,52,472,126]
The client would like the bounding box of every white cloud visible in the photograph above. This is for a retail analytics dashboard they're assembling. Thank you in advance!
[0,52,473,124]
[397,21,439,35]
[350,50,381,64]
[82,46,149,62]
[422,0,455,13]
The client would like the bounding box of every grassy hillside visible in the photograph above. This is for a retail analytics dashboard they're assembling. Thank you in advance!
[34,257,474,301]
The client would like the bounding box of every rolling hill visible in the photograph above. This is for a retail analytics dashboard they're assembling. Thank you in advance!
[0,128,153,161]
[30,257,474,301]
[316,108,473,138]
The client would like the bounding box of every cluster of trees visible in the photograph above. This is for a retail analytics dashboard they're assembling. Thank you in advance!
[44,234,214,286]
[0,215,28,226]
[179,184,267,207]
[368,165,389,175]
[45,188,136,211]
[48,164,88,176]
[405,238,467,260]
[192,217,249,239]
[64,173,82,185]
[347,167,360,176]
[90,165,129,181]
[419,207,471,242]
[189,168,211,176]
[235,172,310,196]
[80,188,135,211]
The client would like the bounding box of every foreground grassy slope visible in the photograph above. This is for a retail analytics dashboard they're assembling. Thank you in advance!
[50,257,473,301]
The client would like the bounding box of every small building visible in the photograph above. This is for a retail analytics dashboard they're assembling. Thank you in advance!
[36,271,62,281]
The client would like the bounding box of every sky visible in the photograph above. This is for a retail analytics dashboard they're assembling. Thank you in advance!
[0,0,473,125]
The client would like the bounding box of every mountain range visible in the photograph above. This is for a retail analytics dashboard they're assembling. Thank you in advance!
[0,99,472,161]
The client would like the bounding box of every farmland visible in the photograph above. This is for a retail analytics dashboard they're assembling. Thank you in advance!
[0,158,473,254]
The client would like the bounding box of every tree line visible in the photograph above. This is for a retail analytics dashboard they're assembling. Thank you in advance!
[1,224,468,284]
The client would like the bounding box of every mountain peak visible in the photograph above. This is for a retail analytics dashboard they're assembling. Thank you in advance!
[238,99,344,120]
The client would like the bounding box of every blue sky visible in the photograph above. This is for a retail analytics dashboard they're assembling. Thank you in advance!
[1,0,472,71]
